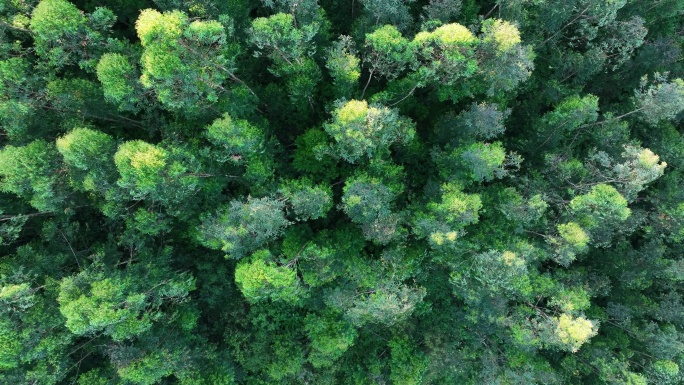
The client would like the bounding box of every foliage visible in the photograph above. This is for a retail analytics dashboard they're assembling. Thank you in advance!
[323,99,415,163]
[2,0,684,383]
[197,197,290,258]
[234,249,302,304]
[0,140,64,211]
[135,9,243,111]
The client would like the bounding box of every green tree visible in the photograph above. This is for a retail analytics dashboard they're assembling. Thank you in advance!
[234,249,303,304]
[389,336,428,385]
[634,74,684,126]
[304,312,357,368]
[326,35,361,100]
[359,0,415,31]
[550,222,590,266]
[458,141,520,183]
[0,275,73,384]
[260,0,320,26]
[341,171,402,244]
[197,197,290,258]
[0,57,38,141]
[421,0,462,24]
[570,183,630,228]
[136,9,251,112]
[205,113,265,163]
[414,183,482,250]
[96,53,141,111]
[345,281,426,327]
[250,12,322,105]
[56,127,116,193]
[455,102,510,140]
[476,19,535,97]
[30,0,114,69]
[114,140,201,205]
[364,24,414,86]
[279,178,333,221]
[323,99,415,163]
[0,140,65,212]
[411,23,479,101]
[57,266,195,341]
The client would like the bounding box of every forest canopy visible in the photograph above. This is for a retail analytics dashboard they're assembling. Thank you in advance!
[1,0,684,384]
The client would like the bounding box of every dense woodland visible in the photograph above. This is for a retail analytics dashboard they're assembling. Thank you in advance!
[1,0,684,383]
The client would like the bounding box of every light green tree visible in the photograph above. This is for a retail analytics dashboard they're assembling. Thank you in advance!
[326,35,361,99]
[323,99,415,163]
[30,0,115,69]
[0,140,64,212]
[96,53,141,111]
[411,23,479,101]
[58,268,195,341]
[234,249,303,305]
[56,127,116,193]
[136,9,250,111]
[414,183,482,250]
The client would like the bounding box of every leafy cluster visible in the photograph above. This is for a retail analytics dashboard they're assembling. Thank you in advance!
[1,0,684,384]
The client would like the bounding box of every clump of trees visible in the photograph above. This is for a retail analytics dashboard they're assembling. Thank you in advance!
[1,0,684,384]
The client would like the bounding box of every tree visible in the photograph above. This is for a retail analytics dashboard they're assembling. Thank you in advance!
[234,249,303,304]
[345,281,426,327]
[421,0,462,24]
[135,9,250,112]
[535,94,600,149]
[30,0,115,69]
[197,197,290,259]
[0,57,38,141]
[57,266,195,341]
[389,336,428,385]
[550,222,590,266]
[96,53,141,111]
[114,140,199,205]
[259,0,320,26]
[205,113,265,163]
[411,23,479,102]
[341,171,402,244]
[414,183,482,250]
[279,178,333,221]
[551,314,599,353]
[476,19,535,97]
[0,140,65,212]
[359,0,415,31]
[454,102,511,141]
[570,183,630,229]
[250,12,321,105]
[56,127,116,194]
[326,35,361,100]
[646,360,681,385]
[458,141,520,183]
[364,24,414,85]
[323,99,415,163]
[304,312,357,368]
[450,250,531,301]
[292,225,366,288]
[634,73,684,126]
[292,128,339,180]
[569,183,631,246]
[586,145,667,201]
[0,274,73,384]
